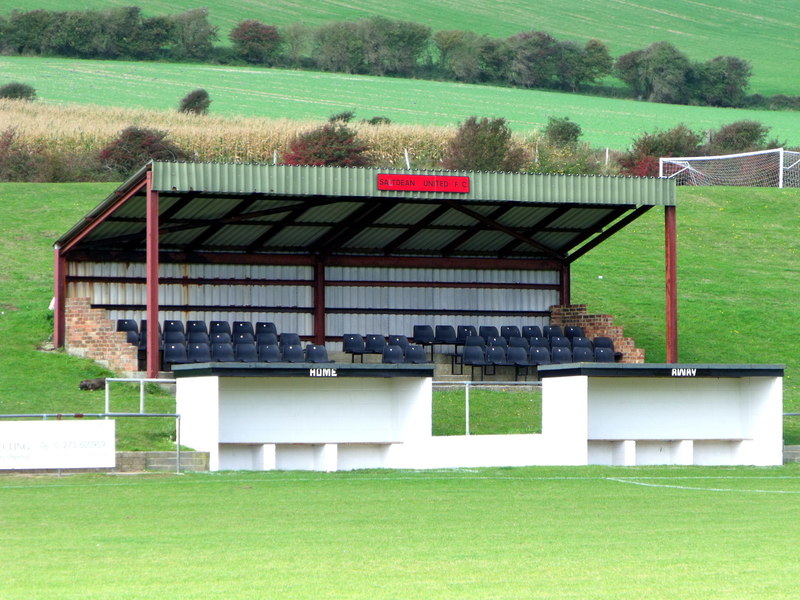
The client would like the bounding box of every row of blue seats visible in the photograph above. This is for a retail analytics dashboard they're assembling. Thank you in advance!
[117,319,297,350]
[410,324,588,348]
[163,341,332,367]
[461,344,615,381]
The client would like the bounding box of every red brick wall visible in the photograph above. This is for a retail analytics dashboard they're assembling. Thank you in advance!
[65,297,139,374]
[550,304,645,363]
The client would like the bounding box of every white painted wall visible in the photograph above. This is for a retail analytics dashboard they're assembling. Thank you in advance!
[176,369,784,471]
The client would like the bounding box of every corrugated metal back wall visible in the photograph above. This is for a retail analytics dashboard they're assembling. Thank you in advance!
[70,262,558,338]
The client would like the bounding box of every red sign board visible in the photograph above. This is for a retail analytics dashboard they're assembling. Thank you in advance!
[377,174,470,193]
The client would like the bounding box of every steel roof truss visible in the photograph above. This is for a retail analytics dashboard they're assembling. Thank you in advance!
[382,204,454,254]
[496,205,572,257]
[309,199,400,255]
[443,200,565,260]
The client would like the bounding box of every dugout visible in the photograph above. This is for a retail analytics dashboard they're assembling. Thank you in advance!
[53,161,677,378]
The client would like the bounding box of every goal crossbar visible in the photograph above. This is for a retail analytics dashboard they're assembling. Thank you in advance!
[659,148,800,188]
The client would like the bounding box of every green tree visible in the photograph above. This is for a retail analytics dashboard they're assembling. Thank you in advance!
[168,9,218,61]
[442,117,527,172]
[280,22,312,67]
[615,42,692,104]
[692,56,751,107]
[582,39,614,83]
[359,17,431,77]
[313,21,365,73]
[506,31,560,89]
[4,10,58,54]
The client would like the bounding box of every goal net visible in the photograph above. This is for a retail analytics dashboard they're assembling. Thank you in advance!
[659,148,800,188]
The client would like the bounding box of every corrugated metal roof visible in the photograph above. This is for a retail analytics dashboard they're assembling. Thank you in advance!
[56,161,675,263]
[150,162,675,206]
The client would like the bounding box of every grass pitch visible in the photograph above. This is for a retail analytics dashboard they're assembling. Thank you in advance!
[2,466,800,599]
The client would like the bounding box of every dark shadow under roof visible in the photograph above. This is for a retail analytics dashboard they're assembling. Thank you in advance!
[56,162,675,263]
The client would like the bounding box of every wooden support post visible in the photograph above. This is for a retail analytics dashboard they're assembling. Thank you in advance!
[665,205,678,363]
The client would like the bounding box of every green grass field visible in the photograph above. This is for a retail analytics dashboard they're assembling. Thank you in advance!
[2,466,800,599]
[6,0,798,96]
[2,56,799,150]
[2,182,799,446]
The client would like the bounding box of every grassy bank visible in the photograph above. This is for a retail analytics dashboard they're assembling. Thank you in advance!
[1,182,798,445]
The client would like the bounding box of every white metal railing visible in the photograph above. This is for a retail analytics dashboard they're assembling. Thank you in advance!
[433,380,542,436]
[104,377,176,414]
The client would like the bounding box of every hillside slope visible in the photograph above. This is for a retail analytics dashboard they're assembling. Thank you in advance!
[5,0,798,96]
[2,58,799,150]
[1,182,799,443]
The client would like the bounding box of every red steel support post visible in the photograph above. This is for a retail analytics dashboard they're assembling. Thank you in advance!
[53,248,66,348]
[313,258,326,344]
[146,171,160,378]
[559,262,571,307]
[665,205,678,363]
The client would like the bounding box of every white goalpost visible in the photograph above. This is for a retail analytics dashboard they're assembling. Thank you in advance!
[659,148,800,188]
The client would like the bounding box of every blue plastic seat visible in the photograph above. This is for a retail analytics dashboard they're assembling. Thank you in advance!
[342,334,366,362]
[163,342,188,368]
[521,325,543,340]
[364,334,386,355]
[282,344,305,363]
[234,342,258,362]
[306,344,334,363]
[211,342,235,362]
[187,342,212,363]
[572,346,594,363]
[462,345,489,381]
[233,321,255,337]
[404,344,429,364]
[209,321,231,336]
[381,344,405,364]
[551,346,573,364]
[255,321,278,336]
[258,344,282,363]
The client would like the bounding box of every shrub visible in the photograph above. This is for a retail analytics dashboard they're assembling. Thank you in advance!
[618,124,702,176]
[529,141,605,175]
[441,116,528,172]
[283,123,372,167]
[704,120,780,155]
[0,82,36,101]
[179,89,211,115]
[363,116,392,126]
[544,116,582,147]
[98,126,189,177]
[328,110,355,123]
[0,127,106,182]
